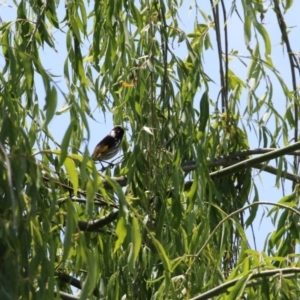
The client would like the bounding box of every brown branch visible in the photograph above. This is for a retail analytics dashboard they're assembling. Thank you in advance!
[45,148,300,199]
[273,0,300,190]
[56,272,99,298]
[210,0,227,112]
[44,147,300,216]
[221,0,229,110]
[56,272,81,290]
[59,291,79,300]
[77,210,119,232]
[190,268,300,300]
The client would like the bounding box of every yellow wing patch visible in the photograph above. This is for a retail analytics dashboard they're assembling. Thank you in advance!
[92,144,109,159]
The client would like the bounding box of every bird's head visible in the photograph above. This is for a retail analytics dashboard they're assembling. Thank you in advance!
[111,126,125,139]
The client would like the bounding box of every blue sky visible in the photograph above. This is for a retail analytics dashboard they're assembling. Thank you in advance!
[1,0,300,251]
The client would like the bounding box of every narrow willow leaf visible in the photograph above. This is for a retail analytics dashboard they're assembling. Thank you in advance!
[114,216,127,253]
[80,252,97,300]
[85,179,94,218]
[130,2,143,31]
[56,104,73,115]
[131,217,141,263]
[127,216,142,274]
[244,15,251,44]
[46,3,59,28]
[43,86,57,127]
[152,237,171,272]
[267,192,297,216]
[64,157,78,195]
[105,177,128,217]
[255,23,272,61]
[142,126,154,135]
[227,274,251,300]
[284,0,294,12]
[63,201,76,263]
[199,90,209,133]
[245,184,259,227]
[60,122,73,165]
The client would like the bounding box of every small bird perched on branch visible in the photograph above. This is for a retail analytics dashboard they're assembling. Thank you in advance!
[91,126,125,170]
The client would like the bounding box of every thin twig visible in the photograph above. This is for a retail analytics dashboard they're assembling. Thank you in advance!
[210,0,226,112]
[185,201,300,276]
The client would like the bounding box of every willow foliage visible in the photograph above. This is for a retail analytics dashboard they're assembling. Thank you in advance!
[1,0,300,299]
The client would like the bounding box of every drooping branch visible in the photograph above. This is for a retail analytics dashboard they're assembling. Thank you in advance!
[209,142,300,180]
[46,146,300,223]
[185,201,300,276]
[108,147,300,189]
[189,268,300,300]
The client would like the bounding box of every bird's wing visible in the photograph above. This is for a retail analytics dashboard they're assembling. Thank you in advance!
[92,136,114,159]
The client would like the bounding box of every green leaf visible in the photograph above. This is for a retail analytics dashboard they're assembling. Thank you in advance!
[199,90,209,132]
[131,217,141,263]
[255,23,272,62]
[56,104,73,115]
[152,237,171,272]
[43,85,57,127]
[114,216,127,253]
[60,122,73,165]
[245,184,259,227]
[64,157,78,195]
[128,217,142,273]
[284,0,293,12]
[227,274,251,300]
[105,177,128,217]
[63,201,77,263]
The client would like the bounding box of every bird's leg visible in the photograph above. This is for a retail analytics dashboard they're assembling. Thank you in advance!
[99,161,114,172]
[100,161,106,172]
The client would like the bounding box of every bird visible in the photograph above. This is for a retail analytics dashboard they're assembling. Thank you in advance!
[91,126,125,170]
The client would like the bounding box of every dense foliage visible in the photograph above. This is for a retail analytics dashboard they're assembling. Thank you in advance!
[1,0,300,299]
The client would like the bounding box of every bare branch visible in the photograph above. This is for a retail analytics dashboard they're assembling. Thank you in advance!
[59,291,79,300]
[56,272,81,290]
[209,142,300,180]
[77,210,119,231]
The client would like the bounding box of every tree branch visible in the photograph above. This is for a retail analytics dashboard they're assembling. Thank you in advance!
[107,147,300,189]
[209,142,300,180]
[189,268,300,300]
[59,291,79,300]
[77,210,119,231]
[273,0,300,190]
[56,271,99,297]
[46,147,300,210]
[56,272,81,290]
